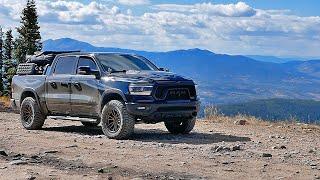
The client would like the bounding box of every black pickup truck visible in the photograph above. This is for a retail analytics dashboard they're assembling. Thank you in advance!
[11,52,200,139]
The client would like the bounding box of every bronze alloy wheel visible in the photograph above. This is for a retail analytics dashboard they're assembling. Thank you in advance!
[101,100,135,139]
[21,103,34,126]
[105,108,122,133]
[20,97,46,130]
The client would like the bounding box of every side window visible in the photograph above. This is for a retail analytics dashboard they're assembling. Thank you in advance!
[54,56,78,75]
[77,57,98,73]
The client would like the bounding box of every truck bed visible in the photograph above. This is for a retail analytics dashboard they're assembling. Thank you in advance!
[12,75,47,108]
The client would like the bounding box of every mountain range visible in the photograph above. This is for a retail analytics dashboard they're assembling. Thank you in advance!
[245,55,306,63]
[43,38,320,104]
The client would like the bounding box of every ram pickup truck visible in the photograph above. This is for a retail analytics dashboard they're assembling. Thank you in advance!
[11,52,200,139]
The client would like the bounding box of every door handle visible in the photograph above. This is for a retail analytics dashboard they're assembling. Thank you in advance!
[49,82,57,89]
[61,82,70,88]
[73,82,82,91]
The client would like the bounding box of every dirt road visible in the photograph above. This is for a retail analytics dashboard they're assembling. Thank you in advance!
[0,112,319,179]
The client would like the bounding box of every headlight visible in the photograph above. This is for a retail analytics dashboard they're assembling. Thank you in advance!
[129,83,153,95]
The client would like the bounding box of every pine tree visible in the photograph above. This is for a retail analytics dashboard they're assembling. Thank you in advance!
[3,29,15,95]
[0,27,4,94]
[15,0,42,63]
[3,30,13,61]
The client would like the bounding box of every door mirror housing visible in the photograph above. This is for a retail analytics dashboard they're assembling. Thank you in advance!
[78,66,100,79]
[159,67,169,72]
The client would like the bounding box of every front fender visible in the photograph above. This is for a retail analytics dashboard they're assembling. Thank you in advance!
[99,88,127,113]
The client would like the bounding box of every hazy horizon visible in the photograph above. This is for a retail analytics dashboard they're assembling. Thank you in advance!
[43,37,320,60]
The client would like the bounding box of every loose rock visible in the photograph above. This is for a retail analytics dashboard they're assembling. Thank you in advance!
[212,146,231,152]
[262,153,272,158]
[158,143,165,147]
[310,163,317,167]
[65,145,78,148]
[0,149,8,156]
[26,175,36,180]
[44,150,59,154]
[279,145,287,149]
[30,155,40,159]
[234,119,247,125]
[97,168,104,173]
[9,160,28,165]
[272,145,286,150]
[308,149,315,153]
[98,165,118,173]
[232,145,241,151]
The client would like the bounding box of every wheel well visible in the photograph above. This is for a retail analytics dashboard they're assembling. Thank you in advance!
[20,91,36,102]
[101,93,124,111]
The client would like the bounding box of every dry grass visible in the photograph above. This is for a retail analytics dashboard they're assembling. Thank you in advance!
[203,105,320,132]
[0,96,11,107]
[203,105,270,126]
[204,113,271,126]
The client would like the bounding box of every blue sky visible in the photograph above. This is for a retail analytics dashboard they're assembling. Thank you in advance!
[163,0,320,16]
[0,0,320,58]
[90,0,320,16]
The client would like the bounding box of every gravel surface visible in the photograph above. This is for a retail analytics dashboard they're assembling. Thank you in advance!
[0,112,319,179]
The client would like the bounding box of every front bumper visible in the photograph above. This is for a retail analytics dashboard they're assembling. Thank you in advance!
[126,100,200,122]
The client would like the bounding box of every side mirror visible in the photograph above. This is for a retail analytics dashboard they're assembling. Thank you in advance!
[78,66,91,75]
[159,67,169,72]
[78,66,100,79]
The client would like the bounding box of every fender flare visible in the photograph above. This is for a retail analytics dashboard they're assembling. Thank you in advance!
[99,88,127,113]
[20,89,46,115]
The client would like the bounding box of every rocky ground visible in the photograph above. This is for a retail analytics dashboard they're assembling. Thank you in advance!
[0,112,319,179]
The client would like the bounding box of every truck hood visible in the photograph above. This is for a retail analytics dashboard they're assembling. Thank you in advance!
[105,70,192,83]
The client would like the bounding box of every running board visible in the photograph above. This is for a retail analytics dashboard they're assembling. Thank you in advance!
[49,116,97,123]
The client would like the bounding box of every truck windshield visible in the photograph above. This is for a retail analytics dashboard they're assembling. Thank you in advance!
[97,54,158,72]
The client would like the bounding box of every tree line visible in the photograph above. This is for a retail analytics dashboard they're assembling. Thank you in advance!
[0,0,41,96]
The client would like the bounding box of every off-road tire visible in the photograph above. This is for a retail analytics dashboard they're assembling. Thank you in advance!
[164,117,196,134]
[101,100,135,139]
[20,97,46,130]
[81,118,101,127]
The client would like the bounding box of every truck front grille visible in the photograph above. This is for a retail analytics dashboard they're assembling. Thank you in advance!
[154,85,196,100]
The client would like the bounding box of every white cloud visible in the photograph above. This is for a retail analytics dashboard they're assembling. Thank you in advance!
[111,6,121,15]
[118,0,150,6]
[126,9,132,15]
[0,0,319,57]
[153,2,256,17]
[38,1,115,24]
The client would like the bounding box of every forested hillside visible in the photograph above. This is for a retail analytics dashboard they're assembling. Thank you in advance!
[217,99,320,123]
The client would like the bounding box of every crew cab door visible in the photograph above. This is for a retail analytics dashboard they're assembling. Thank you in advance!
[46,56,78,115]
[70,56,101,117]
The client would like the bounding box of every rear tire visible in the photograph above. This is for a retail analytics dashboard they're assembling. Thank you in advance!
[101,100,135,139]
[165,117,196,134]
[20,97,46,130]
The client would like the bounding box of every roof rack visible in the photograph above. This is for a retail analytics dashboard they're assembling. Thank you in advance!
[33,50,81,56]
[26,50,81,66]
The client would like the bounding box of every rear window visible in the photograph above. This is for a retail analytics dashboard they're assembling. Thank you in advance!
[54,56,78,75]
